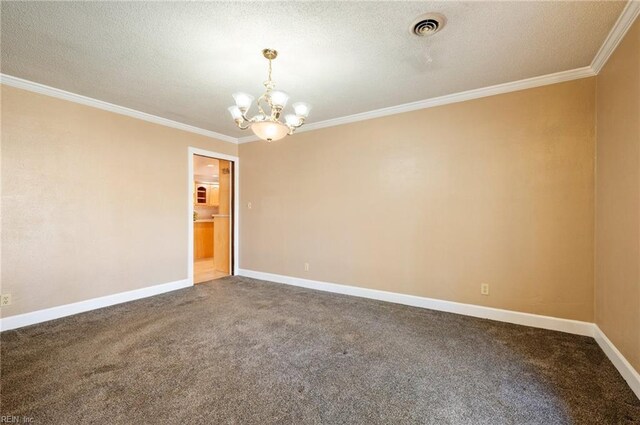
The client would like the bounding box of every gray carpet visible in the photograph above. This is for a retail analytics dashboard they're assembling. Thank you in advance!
[1,276,639,424]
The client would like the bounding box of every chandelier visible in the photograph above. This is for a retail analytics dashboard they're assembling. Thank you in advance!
[228,49,311,142]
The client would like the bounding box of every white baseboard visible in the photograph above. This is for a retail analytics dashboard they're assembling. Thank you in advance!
[0,278,192,331]
[2,270,638,399]
[238,269,640,399]
[236,269,594,336]
[593,325,640,399]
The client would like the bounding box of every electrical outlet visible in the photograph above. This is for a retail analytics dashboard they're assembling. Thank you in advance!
[247,202,252,209]
[480,284,489,296]
[304,263,310,272]
[1,293,12,306]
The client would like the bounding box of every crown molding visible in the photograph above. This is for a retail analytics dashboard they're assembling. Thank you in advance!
[238,66,596,144]
[237,135,261,143]
[2,3,635,145]
[0,74,239,144]
[7,0,636,149]
[0,65,602,147]
[591,0,640,74]
[238,3,638,144]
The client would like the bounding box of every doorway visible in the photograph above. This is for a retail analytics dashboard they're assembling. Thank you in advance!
[188,148,238,284]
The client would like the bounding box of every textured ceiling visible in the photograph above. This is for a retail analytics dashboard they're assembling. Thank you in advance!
[0,1,626,138]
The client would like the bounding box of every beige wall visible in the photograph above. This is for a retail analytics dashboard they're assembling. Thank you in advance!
[595,19,640,372]
[2,24,637,373]
[1,85,237,317]
[240,78,596,322]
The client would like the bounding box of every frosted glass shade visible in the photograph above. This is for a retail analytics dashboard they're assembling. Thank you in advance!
[269,91,289,108]
[285,114,300,127]
[292,102,311,118]
[232,92,254,110]
[251,120,289,142]
[227,106,243,120]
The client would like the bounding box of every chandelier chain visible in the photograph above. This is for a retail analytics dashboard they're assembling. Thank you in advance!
[255,58,275,117]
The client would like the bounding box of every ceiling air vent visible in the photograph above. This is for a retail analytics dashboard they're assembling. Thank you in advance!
[411,13,446,37]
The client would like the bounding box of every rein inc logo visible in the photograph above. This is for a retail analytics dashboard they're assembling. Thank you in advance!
[0,416,34,423]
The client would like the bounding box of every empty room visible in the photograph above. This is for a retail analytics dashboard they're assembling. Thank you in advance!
[1,1,639,424]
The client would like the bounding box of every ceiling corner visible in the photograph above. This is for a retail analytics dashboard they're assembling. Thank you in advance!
[590,0,640,74]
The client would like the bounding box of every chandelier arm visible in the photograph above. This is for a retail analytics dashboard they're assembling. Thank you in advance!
[235,120,251,130]
[290,118,306,129]
[256,93,270,117]
[286,118,307,135]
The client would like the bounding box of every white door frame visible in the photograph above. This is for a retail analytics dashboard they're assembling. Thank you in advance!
[188,147,240,284]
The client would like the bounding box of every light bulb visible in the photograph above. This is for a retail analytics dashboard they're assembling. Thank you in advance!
[232,92,254,111]
[292,102,311,118]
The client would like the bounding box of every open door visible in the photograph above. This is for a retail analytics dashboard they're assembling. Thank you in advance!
[213,159,231,274]
[192,154,233,283]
